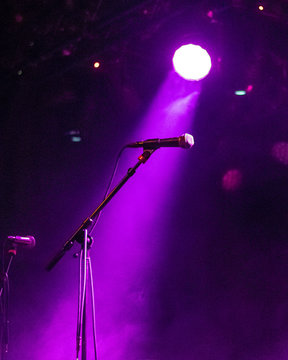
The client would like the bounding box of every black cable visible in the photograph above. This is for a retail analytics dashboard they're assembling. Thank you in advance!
[88,145,128,236]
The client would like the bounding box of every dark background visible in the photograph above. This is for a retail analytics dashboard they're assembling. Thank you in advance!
[2,0,288,359]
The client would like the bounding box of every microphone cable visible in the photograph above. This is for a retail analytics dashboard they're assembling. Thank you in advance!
[88,145,128,236]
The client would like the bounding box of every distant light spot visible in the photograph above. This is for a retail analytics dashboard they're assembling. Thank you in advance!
[15,13,23,23]
[222,169,243,191]
[62,48,72,56]
[207,10,213,18]
[234,90,246,96]
[272,142,288,165]
[246,84,253,93]
[71,136,82,142]
[65,129,82,143]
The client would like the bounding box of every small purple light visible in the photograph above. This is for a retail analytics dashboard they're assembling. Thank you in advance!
[222,169,243,191]
[172,44,212,81]
[272,142,288,165]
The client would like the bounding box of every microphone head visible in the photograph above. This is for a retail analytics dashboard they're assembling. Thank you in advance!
[179,133,194,149]
[7,235,36,249]
[26,236,36,249]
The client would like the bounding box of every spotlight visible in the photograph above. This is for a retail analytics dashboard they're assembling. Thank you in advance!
[172,44,212,81]
[93,61,100,69]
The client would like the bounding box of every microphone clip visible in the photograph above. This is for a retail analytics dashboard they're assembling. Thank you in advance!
[138,149,155,163]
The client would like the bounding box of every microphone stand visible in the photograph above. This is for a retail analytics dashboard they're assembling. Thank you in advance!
[46,149,155,360]
[0,246,17,359]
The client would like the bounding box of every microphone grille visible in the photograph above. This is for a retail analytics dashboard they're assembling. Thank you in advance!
[179,133,194,149]
[28,236,36,248]
[7,235,36,248]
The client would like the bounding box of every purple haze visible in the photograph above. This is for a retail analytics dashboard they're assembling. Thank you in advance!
[32,72,200,360]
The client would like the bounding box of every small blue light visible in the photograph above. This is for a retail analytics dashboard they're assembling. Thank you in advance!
[234,90,246,96]
[71,136,82,142]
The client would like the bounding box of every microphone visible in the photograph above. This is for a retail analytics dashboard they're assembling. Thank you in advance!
[7,235,36,249]
[127,133,194,149]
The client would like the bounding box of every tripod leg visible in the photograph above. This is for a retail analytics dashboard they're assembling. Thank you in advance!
[76,229,88,360]
[76,249,83,359]
[88,256,98,360]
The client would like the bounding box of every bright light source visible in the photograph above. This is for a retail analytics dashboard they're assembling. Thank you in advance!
[235,90,246,96]
[172,44,212,81]
[93,61,100,68]
[258,5,264,10]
